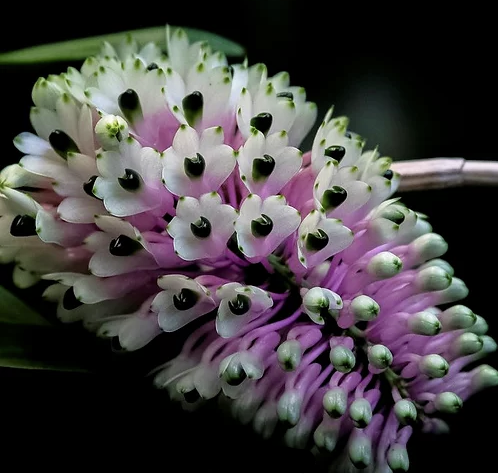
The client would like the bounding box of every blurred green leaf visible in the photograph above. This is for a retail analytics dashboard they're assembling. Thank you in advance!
[0,286,96,371]
[0,25,245,64]
[0,285,50,326]
[0,322,96,372]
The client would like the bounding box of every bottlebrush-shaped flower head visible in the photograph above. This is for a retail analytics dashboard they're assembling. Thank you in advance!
[0,25,496,472]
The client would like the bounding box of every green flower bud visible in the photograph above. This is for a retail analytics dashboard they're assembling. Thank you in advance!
[410,233,448,264]
[348,432,372,469]
[277,390,302,427]
[480,335,497,354]
[350,295,380,321]
[366,251,403,279]
[439,305,476,330]
[313,421,339,452]
[95,114,129,150]
[330,345,356,373]
[436,277,469,305]
[434,392,463,414]
[277,340,302,371]
[468,315,488,335]
[408,311,442,335]
[387,444,410,472]
[471,365,498,391]
[323,387,348,418]
[349,398,373,428]
[450,332,483,356]
[367,344,393,370]
[415,266,452,292]
[394,399,418,425]
[419,354,449,378]
[418,258,454,276]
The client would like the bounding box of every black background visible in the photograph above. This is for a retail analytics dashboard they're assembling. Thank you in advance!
[0,2,497,472]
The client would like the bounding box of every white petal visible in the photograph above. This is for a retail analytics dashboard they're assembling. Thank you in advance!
[13,265,40,288]
[36,209,91,247]
[58,197,106,224]
[172,125,200,157]
[118,313,162,351]
[74,272,151,304]
[13,132,52,156]
[216,299,253,338]
[30,107,60,140]
[94,215,137,238]
[199,126,225,150]
[89,250,157,277]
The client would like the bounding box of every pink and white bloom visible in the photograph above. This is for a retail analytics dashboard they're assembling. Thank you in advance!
[0,25,496,473]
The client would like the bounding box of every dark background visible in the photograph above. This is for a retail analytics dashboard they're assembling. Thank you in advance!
[0,2,497,472]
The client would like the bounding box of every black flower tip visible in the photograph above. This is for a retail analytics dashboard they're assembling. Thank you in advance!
[321,186,347,211]
[109,234,143,256]
[49,130,80,159]
[324,145,346,162]
[184,153,206,178]
[252,154,275,182]
[250,112,273,136]
[190,216,211,239]
[182,90,204,127]
[118,168,141,191]
[62,287,83,310]
[118,89,143,124]
[251,214,274,237]
[305,229,329,251]
[228,294,252,316]
[173,288,199,311]
[10,214,37,237]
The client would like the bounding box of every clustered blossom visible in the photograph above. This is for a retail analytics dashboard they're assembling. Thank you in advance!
[1,26,496,472]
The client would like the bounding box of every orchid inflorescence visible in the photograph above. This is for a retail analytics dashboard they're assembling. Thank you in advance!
[0,25,496,472]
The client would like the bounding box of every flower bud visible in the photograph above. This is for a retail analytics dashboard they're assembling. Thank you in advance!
[408,311,442,335]
[323,387,348,418]
[253,404,278,439]
[394,399,418,425]
[387,444,410,472]
[348,432,372,469]
[418,258,454,276]
[434,392,463,414]
[436,277,469,304]
[302,287,342,325]
[480,335,497,354]
[350,295,380,322]
[409,233,448,264]
[32,77,65,109]
[277,340,302,371]
[95,115,129,150]
[366,251,403,279]
[220,359,247,386]
[367,344,393,370]
[418,354,449,378]
[313,420,339,452]
[330,345,356,373]
[438,305,476,330]
[415,266,452,292]
[469,315,488,335]
[471,365,498,391]
[349,398,372,428]
[450,332,483,356]
[277,390,302,427]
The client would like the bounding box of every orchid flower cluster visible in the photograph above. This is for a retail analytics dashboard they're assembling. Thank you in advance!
[0,26,496,472]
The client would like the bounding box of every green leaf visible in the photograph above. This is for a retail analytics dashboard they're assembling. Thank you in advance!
[0,25,246,65]
[0,322,95,372]
[0,286,99,372]
[0,285,50,326]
